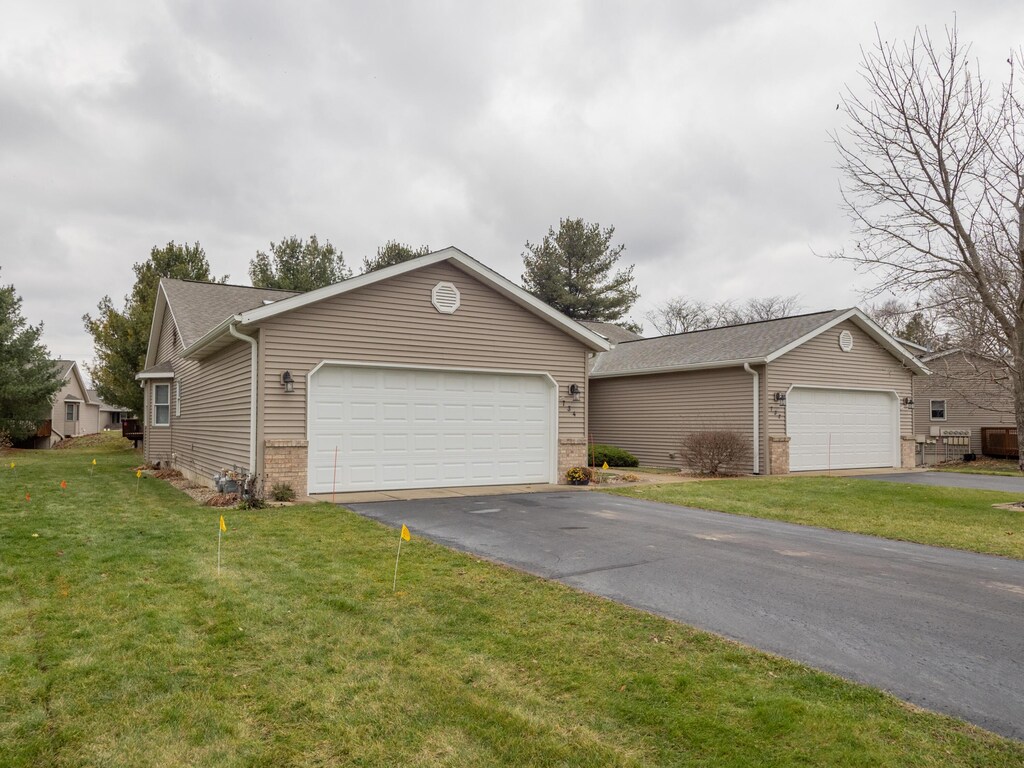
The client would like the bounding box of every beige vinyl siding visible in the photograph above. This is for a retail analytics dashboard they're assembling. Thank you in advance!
[144,302,252,478]
[257,262,589,446]
[912,353,1014,455]
[589,366,758,473]
[144,380,172,463]
[766,320,914,441]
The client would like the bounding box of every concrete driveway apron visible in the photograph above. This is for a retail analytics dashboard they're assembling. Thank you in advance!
[854,470,1024,493]
[349,491,1024,740]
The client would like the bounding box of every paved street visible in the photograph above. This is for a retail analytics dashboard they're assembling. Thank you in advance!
[351,492,1024,740]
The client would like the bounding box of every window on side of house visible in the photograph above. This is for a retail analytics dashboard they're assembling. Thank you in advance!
[111,412,122,425]
[930,399,946,420]
[65,403,77,422]
[154,383,171,426]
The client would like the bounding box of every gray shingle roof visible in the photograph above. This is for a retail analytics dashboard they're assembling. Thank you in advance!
[590,309,850,376]
[138,360,176,376]
[51,359,75,378]
[161,279,299,348]
[580,321,644,344]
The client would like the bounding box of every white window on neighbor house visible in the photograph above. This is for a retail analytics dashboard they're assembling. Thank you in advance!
[65,402,78,422]
[154,383,170,426]
[930,399,947,420]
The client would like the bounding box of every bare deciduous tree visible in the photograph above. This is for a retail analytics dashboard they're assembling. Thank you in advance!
[831,23,1024,465]
[646,295,801,335]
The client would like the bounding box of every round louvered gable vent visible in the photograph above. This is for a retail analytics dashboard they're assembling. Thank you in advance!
[431,282,461,314]
[838,329,854,352]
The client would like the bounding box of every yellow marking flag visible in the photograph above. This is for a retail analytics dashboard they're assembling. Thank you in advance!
[92,459,97,466]
[136,469,142,478]
[401,524,411,542]
[220,515,227,532]
[9,461,14,469]
[602,461,609,470]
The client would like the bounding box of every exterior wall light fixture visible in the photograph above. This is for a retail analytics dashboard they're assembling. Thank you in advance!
[282,370,295,394]
[569,383,582,402]
[773,391,786,403]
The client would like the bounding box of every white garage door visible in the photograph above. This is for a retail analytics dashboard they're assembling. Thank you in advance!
[787,387,898,471]
[308,364,555,493]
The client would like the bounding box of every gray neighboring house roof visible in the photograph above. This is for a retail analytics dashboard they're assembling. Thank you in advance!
[590,308,930,377]
[580,321,644,344]
[52,359,75,379]
[86,388,130,412]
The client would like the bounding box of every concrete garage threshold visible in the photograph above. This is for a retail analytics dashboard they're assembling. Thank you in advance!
[304,466,924,503]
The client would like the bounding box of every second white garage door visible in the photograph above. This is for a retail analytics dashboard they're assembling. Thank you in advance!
[308,364,555,493]
[787,387,899,471]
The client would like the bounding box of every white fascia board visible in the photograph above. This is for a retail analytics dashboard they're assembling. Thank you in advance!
[764,308,931,376]
[228,246,610,352]
[181,315,240,359]
[135,371,176,380]
[143,283,170,369]
[589,357,767,379]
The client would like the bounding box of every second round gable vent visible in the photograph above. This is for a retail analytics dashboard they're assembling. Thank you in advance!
[431,281,461,314]
[838,329,854,352]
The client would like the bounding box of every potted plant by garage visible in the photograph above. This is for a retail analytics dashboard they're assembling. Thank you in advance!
[566,466,592,486]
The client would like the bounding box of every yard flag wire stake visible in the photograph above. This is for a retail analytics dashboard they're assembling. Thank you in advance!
[393,524,411,593]
[135,468,142,493]
[218,515,227,576]
[91,458,96,477]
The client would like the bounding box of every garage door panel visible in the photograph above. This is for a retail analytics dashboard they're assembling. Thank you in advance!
[308,365,553,492]
[788,387,897,471]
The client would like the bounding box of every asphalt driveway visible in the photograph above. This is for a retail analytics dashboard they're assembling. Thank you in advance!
[855,470,1024,493]
[350,492,1024,740]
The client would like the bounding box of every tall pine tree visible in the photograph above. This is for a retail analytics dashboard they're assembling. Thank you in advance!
[0,269,61,441]
[521,218,639,324]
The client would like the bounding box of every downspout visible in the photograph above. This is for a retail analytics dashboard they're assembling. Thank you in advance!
[228,321,258,475]
[743,363,760,475]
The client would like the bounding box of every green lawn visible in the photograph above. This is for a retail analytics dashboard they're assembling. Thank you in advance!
[610,477,1024,559]
[3,445,1023,766]
[934,458,1024,477]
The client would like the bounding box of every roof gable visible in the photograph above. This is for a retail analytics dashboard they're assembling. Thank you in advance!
[590,308,929,377]
[50,359,95,402]
[178,247,610,359]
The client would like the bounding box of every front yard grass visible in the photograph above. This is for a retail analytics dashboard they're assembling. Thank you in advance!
[3,445,1023,766]
[609,477,1024,559]
[934,457,1024,477]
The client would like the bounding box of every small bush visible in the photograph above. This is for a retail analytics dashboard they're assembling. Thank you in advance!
[271,483,296,502]
[683,430,748,476]
[565,466,593,483]
[588,444,639,467]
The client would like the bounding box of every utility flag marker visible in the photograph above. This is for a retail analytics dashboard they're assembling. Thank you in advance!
[60,480,67,490]
[393,524,411,593]
[91,458,96,476]
[135,469,142,494]
[218,515,227,575]
[602,461,609,470]
[25,492,30,502]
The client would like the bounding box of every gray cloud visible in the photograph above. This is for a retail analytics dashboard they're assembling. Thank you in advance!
[1,0,1021,373]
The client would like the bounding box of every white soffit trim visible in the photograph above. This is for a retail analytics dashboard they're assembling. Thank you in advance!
[135,371,176,380]
[589,357,768,378]
[765,308,930,376]
[144,283,174,369]
[231,247,611,352]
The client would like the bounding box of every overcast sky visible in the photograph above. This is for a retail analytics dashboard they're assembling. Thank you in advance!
[2,1,1021,377]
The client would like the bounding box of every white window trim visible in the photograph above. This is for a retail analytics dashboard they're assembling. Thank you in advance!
[154,383,171,426]
[65,403,77,422]
[175,382,181,417]
[930,399,947,421]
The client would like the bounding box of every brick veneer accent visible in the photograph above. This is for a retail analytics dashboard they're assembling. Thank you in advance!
[901,436,917,468]
[559,437,587,483]
[769,436,791,475]
[264,439,308,496]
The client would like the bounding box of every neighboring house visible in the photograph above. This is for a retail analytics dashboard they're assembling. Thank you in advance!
[86,389,133,431]
[588,309,929,474]
[912,349,1015,458]
[47,360,100,445]
[136,248,610,494]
